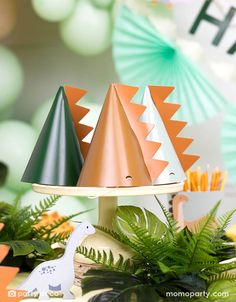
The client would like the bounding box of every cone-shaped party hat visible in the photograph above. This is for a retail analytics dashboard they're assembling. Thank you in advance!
[148,86,200,173]
[64,86,93,159]
[141,86,186,184]
[22,87,84,186]
[77,84,168,187]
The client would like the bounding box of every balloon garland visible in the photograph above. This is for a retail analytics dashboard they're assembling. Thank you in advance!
[0,121,37,192]
[31,0,116,56]
[0,46,24,112]
[32,0,76,22]
[60,0,112,56]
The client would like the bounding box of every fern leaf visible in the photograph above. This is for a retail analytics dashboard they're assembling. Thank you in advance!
[207,272,236,282]
[217,209,236,234]
[31,195,60,221]
[76,246,135,273]
[154,195,178,239]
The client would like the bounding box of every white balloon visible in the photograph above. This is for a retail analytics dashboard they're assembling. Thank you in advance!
[60,0,112,56]
[0,46,23,111]
[0,121,37,192]
[32,0,76,22]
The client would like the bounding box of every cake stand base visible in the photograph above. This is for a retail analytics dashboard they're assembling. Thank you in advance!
[32,183,184,286]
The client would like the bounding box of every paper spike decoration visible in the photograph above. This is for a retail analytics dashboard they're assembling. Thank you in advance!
[114,83,168,182]
[141,87,186,184]
[0,224,26,302]
[149,86,200,172]
[221,103,236,187]
[64,86,93,158]
[21,87,84,186]
[77,84,168,187]
[113,5,226,125]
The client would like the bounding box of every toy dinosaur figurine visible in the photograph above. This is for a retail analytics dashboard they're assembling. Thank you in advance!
[18,222,95,300]
[172,194,216,232]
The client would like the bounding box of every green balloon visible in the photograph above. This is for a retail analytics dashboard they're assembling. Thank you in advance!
[0,120,37,192]
[31,98,53,132]
[32,0,76,22]
[60,0,112,56]
[21,190,98,224]
[91,0,114,9]
[0,46,24,112]
[0,187,17,205]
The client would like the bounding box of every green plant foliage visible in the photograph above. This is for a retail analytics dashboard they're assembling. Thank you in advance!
[208,280,236,301]
[77,246,136,274]
[81,201,236,301]
[0,195,90,270]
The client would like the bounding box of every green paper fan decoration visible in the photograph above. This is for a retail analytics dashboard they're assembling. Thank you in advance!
[221,103,236,187]
[113,5,227,125]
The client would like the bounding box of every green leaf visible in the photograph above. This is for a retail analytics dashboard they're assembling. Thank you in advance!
[208,280,236,301]
[116,206,167,241]
[154,195,178,239]
[2,240,35,256]
[2,240,51,256]
[30,240,51,254]
[0,202,13,217]
[158,261,172,274]
[82,269,162,302]
[77,246,136,273]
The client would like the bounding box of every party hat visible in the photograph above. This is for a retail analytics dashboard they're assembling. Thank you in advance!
[64,86,93,158]
[221,103,236,187]
[141,86,186,184]
[77,84,168,187]
[149,86,200,172]
[113,5,226,125]
[22,87,84,186]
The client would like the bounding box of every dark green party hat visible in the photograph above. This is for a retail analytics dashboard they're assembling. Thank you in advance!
[22,87,84,186]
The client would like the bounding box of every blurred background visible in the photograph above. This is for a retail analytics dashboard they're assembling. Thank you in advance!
[0,0,235,223]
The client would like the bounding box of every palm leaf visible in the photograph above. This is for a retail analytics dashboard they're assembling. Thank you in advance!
[116,205,167,240]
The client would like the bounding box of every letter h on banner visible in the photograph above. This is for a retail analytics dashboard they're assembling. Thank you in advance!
[189,0,236,54]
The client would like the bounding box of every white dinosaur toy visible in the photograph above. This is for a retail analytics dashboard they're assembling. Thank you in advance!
[18,222,95,300]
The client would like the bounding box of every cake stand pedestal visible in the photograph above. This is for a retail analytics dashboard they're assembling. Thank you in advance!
[32,183,184,285]
[33,183,183,229]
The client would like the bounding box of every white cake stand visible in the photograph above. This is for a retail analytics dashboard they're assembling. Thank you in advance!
[33,182,184,285]
[33,183,184,229]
